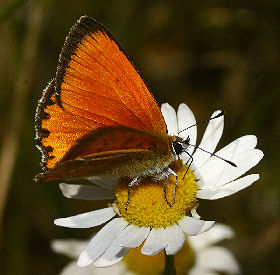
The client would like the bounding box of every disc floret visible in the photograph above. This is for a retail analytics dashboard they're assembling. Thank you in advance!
[116,160,198,228]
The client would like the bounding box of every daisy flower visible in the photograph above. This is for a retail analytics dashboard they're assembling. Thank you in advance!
[54,103,263,268]
[52,224,240,275]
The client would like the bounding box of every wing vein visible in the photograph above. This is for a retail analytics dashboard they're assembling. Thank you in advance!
[66,52,150,128]
[76,38,153,126]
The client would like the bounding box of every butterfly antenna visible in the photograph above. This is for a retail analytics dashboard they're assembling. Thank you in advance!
[187,144,237,167]
[178,110,224,135]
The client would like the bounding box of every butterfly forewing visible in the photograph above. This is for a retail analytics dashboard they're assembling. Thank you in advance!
[35,16,166,172]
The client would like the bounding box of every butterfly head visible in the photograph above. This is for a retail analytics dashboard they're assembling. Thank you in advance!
[171,136,190,156]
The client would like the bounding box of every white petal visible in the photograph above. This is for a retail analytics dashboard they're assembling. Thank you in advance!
[51,239,87,259]
[191,209,201,219]
[196,135,257,180]
[196,246,240,274]
[87,176,117,190]
[178,216,215,236]
[77,218,128,267]
[161,103,178,135]
[165,224,186,255]
[54,207,116,228]
[116,225,150,248]
[191,110,224,170]
[178,103,197,155]
[93,245,128,267]
[188,224,234,251]
[93,225,144,267]
[216,135,258,156]
[59,183,115,200]
[197,174,259,200]
[141,227,167,256]
[198,149,263,188]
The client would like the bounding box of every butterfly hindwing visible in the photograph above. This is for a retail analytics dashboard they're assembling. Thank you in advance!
[35,126,172,183]
[35,150,158,183]
[61,126,170,162]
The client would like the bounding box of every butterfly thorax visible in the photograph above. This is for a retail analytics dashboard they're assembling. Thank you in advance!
[129,135,185,180]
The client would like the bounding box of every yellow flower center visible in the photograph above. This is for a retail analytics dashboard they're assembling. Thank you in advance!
[124,241,195,275]
[115,160,198,228]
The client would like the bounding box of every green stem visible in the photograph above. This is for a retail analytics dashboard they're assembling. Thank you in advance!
[162,254,176,275]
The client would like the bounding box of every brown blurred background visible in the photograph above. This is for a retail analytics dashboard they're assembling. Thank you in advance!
[0,0,279,274]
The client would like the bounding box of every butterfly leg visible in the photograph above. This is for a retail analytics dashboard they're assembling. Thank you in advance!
[167,168,178,205]
[163,176,172,208]
[161,168,177,207]
[125,176,139,210]
[183,151,194,179]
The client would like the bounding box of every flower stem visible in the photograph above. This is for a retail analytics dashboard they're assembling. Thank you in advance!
[162,254,176,275]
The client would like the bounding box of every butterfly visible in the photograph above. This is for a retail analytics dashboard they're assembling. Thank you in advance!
[34,16,227,206]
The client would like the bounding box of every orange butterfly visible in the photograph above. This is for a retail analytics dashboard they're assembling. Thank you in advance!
[34,16,202,205]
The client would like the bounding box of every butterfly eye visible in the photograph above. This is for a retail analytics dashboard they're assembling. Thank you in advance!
[172,141,184,155]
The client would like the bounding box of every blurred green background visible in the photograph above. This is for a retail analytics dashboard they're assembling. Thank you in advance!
[0,0,279,274]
